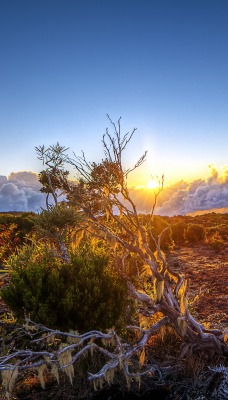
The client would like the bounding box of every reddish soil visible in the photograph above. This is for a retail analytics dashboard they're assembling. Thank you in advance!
[167,245,228,330]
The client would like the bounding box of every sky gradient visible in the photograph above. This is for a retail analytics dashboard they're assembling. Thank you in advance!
[0,0,228,193]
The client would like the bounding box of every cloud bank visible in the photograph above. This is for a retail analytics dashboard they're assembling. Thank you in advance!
[0,172,46,212]
[130,165,228,216]
[0,166,227,215]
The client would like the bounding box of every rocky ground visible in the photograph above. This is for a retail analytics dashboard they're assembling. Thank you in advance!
[167,244,228,331]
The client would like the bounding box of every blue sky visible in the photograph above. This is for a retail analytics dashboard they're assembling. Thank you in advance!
[0,0,228,187]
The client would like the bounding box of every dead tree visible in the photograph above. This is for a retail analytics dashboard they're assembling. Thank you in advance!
[0,117,227,398]
[65,115,228,357]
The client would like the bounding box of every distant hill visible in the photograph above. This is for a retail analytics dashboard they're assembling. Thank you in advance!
[1,208,228,218]
[187,207,228,216]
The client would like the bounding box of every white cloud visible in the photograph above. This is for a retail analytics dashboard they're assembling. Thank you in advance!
[155,166,228,216]
[0,172,46,212]
[0,166,227,215]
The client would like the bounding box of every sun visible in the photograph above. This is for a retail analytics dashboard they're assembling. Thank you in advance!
[146,179,159,190]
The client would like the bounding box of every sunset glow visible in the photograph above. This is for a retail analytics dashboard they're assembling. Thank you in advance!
[146,179,160,190]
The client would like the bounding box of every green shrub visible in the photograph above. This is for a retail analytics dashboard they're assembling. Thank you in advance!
[1,243,127,332]
[149,216,173,251]
[184,223,205,244]
[171,221,186,245]
[206,224,228,241]
[206,233,225,252]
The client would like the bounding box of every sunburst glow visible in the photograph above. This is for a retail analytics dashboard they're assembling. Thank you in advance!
[146,179,159,190]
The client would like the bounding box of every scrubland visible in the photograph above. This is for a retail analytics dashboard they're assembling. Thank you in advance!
[0,211,227,399]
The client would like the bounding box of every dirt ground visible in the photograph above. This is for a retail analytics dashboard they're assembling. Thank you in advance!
[167,245,228,331]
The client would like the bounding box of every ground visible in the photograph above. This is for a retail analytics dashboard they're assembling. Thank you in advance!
[167,244,228,331]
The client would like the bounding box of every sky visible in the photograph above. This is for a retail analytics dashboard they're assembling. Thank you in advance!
[0,0,228,214]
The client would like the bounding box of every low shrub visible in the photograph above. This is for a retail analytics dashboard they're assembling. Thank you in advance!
[1,242,128,332]
[0,223,21,265]
[206,233,225,252]
[171,221,186,245]
[149,216,173,251]
[184,223,205,244]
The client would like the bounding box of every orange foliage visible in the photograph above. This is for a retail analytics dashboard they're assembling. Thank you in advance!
[0,223,20,264]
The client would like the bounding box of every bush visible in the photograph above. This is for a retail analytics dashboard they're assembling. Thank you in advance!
[1,242,127,332]
[206,233,225,252]
[148,216,173,251]
[0,224,21,265]
[0,213,35,265]
[171,221,186,245]
[206,224,228,241]
[184,223,205,244]
[0,213,34,239]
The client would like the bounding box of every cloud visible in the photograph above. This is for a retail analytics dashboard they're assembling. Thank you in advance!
[0,176,7,185]
[127,166,228,216]
[0,166,228,215]
[0,172,47,212]
[155,166,228,216]
[8,171,40,187]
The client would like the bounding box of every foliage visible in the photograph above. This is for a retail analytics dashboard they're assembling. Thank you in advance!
[0,213,35,265]
[205,223,226,251]
[148,215,173,251]
[206,232,225,252]
[171,220,186,245]
[37,142,70,208]
[31,203,83,262]
[0,212,34,238]
[0,224,20,266]
[206,223,228,241]
[184,223,206,244]
[1,242,127,331]
[34,203,80,233]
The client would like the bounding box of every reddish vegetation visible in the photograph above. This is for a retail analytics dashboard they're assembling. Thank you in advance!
[168,245,228,330]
